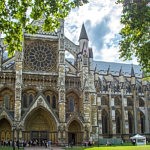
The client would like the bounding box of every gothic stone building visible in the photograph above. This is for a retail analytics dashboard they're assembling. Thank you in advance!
[0,22,150,145]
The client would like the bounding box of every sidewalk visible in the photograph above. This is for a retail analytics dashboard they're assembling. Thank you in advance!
[24,146,65,150]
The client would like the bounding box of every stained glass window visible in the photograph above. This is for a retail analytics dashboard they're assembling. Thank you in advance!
[47,95,50,104]
[23,94,27,108]
[29,94,33,105]
[4,95,10,109]
[24,40,57,71]
[69,97,74,112]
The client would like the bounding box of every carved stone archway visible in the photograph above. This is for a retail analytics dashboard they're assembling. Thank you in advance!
[0,118,11,141]
[23,107,57,144]
[67,120,83,145]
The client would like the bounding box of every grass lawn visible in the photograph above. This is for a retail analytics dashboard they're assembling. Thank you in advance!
[86,145,150,150]
[65,145,150,150]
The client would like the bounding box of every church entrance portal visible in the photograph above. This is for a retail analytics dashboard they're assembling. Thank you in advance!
[0,118,11,141]
[68,132,76,145]
[68,120,83,145]
[24,107,57,144]
[30,131,48,146]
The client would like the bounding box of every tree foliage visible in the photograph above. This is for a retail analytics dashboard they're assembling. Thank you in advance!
[116,0,150,74]
[0,0,88,56]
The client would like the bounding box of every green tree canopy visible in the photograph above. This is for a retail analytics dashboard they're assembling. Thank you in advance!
[116,0,150,75]
[0,0,88,56]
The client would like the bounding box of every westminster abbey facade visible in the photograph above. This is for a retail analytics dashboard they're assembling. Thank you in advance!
[0,20,150,145]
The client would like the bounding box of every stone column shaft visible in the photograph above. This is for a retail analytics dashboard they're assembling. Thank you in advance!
[58,20,66,124]
[121,90,129,134]
[15,51,23,122]
[109,89,116,135]
[133,89,137,134]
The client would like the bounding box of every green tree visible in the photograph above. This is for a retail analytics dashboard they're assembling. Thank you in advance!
[116,0,150,74]
[0,0,88,56]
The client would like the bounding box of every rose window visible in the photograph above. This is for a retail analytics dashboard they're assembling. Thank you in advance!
[24,40,57,71]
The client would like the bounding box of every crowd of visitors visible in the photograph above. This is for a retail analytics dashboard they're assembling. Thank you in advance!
[0,139,52,148]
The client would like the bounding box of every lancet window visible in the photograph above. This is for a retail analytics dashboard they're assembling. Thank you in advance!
[128,111,134,134]
[69,97,74,112]
[52,95,56,109]
[4,95,10,109]
[46,95,50,104]
[102,109,109,134]
[139,98,145,107]
[22,93,35,108]
[115,110,121,134]
[140,111,145,133]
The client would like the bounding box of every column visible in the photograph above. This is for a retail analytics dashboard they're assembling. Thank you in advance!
[58,20,66,144]
[98,109,102,138]
[121,89,129,135]
[109,89,116,136]
[133,87,137,134]
[58,19,65,122]
[15,51,23,122]
[123,97,129,134]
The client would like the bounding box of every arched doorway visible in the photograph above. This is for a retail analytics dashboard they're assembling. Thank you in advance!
[0,118,11,141]
[68,120,83,145]
[24,107,57,145]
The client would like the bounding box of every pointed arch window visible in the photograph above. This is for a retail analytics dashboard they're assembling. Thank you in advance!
[139,98,145,107]
[115,110,121,134]
[140,112,145,133]
[46,95,50,104]
[23,94,27,108]
[69,97,74,112]
[115,97,121,106]
[102,110,108,134]
[52,95,56,109]
[29,94,33,105]
[101,96,109,106]
[4,95,10,109]
[128,111,133,134]
[127,98,133,107]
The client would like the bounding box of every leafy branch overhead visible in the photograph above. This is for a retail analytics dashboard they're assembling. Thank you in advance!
[0,0,88,56]
[116,0,150,74]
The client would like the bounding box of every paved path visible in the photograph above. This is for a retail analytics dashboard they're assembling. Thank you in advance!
[24,146,64,150]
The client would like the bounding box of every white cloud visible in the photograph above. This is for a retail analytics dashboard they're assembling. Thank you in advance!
[65,0,138,65]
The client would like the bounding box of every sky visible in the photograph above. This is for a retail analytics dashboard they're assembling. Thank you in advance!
[64,0,138,65]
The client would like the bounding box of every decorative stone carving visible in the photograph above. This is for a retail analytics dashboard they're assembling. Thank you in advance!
[37,98,44,106]
[24,40,57,72]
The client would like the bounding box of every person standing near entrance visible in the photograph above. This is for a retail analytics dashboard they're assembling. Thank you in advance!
[48,140,51,149]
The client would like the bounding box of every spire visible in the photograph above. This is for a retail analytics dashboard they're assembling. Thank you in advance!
[119,66,123,76]
[107,65,111,75]
[79,23,89,41]
[131,64,135,77]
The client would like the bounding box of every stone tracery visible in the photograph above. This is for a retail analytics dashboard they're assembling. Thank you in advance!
[24,40,57,72]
